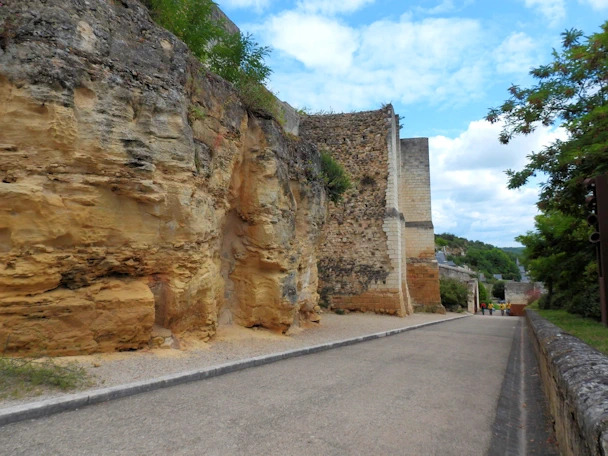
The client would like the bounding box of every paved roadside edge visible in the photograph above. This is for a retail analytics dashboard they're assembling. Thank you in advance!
[527,309,608,455]
[487,318,559,456]
[0,314,470,427]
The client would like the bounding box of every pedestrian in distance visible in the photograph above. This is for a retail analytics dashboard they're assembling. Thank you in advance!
[488,302,494,316]
[506,302,511,316]
[480,302,486,315]
[500,303,506,316]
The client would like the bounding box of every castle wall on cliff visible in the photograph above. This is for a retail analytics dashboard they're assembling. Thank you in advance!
[0,0,444,357]
[300,109,443,315]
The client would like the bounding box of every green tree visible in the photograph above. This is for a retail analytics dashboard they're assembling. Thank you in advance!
[436,233,521,281]
[516,211,599,317]
[144,0,275,113]
[487,22,608,320]
[487,23,608,215]
[435,236,449,248]
[492,281,505,300]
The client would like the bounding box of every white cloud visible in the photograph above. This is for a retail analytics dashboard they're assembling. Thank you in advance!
[429,119,567,246]
[296,0,375,15]
[523,0,566,25]
[423,0,456,14]
[263,12,359,74]
[580,0,608,9]
[261,13,488,111]
[217,0,271,11]
[493,32,538,75]
[416,0,475,15]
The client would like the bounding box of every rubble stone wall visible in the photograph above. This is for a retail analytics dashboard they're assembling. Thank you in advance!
[505,282,544,305]
[300,108,407,315]
[527,310,608,456]
[301,110,443,315]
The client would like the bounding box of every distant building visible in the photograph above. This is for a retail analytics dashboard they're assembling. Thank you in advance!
[435,250,457,267]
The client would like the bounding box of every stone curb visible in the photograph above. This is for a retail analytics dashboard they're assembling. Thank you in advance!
[0,314,470,427]
[526,310,608,456]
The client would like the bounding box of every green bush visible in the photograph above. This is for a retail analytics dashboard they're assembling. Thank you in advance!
[144,0,277,114]
[320,151,351,203]
[435,236,449,248]
[440,278,469,312]
[144,0,223,62]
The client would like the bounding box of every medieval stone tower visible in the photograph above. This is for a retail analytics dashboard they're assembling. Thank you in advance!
[300,106,444,315]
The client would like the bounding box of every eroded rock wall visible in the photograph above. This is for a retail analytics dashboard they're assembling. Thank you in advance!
[0,0,325,355]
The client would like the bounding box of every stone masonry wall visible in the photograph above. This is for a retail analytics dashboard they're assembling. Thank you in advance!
[300,108,408,316]
[505,282,545,305]
[401,138,443,312]
[527,310,608,455]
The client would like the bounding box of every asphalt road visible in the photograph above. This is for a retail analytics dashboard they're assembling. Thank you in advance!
[0,316,550,456]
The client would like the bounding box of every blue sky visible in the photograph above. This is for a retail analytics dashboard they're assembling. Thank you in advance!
[215,0,608,247]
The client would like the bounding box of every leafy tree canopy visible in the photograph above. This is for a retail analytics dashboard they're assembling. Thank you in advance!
[144,0,275,114]
[516,211,599,318]
[487,22,608,320]
[487,23,608,215]
[435,233,521,282]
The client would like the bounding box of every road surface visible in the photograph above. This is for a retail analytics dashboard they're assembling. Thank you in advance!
[0,316,557,455]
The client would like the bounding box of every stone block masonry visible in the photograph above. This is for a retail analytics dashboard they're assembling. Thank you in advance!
[401,138,443,312]
[300,107,444,315]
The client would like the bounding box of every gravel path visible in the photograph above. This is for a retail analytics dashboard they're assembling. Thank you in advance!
[0,311,457,410]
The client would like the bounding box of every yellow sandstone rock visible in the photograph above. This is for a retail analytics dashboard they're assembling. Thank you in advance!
[0,1,326,356]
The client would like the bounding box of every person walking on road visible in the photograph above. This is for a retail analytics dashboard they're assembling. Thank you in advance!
[488,302,494,316]
[500,303,506,316]
[506,302,511,316]
[480,302,486,315]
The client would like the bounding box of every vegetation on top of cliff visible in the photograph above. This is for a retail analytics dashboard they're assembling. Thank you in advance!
[320,151,352,203]
[487,22,608,321]
[435,233,521,282]
[144,0,281,119]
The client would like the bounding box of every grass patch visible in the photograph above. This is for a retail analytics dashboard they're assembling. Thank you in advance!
[529,303,608,355]
[0,357,92,400]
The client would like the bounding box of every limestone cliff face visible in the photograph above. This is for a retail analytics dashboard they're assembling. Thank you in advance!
[0,0,326,355]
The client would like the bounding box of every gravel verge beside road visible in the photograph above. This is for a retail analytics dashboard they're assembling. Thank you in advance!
[0,311,457,410]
